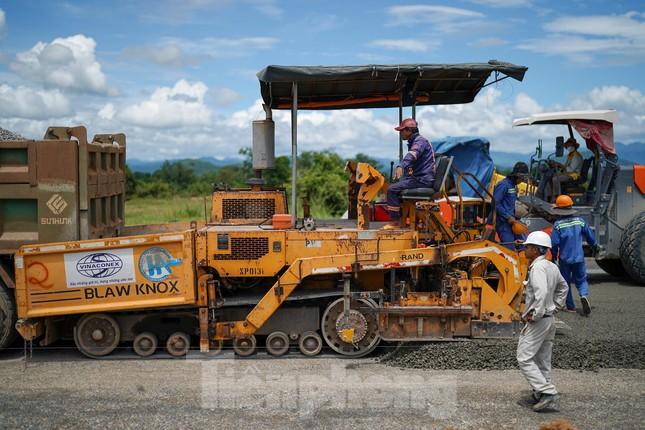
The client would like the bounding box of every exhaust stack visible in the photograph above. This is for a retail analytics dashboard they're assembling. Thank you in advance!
[249,104,275,187]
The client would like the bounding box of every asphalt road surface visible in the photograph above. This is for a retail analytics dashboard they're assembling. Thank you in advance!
[0,261,643,430]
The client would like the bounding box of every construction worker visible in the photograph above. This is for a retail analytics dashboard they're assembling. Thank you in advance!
[551,195,598,316]
[517,231,569,412]
[491,162,529,250]
[538,138,583,202]
[386,118,436,225]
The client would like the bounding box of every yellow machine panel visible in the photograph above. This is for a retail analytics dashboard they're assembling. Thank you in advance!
[285,229,417,263]
[207,228,287,277]
[14,231,197,319]
[206,226,418,278]
[211,189,287,224]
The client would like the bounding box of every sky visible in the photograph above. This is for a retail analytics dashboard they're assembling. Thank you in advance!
[0,0,643,161]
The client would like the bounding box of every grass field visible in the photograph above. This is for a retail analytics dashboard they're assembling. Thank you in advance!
[125,196,211,225]
[125,195,338,225]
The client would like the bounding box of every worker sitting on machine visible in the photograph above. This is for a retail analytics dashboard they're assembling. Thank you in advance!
[385,118,436,226]
[490,162,529,250]
[537,138,583,202]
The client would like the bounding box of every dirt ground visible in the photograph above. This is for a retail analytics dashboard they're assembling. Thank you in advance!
[0,261,643,430]
[0,356,642,429]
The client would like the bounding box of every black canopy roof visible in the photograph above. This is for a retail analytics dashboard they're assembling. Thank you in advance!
[257,60,528,110]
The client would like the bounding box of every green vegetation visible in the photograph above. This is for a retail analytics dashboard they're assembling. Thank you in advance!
[126,196,210,225]
[126,149,383,222]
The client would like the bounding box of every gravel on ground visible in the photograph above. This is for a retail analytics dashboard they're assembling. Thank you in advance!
[0,127,26,141]
[382,262,645,371]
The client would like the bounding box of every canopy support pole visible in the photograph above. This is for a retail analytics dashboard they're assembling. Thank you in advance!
[398,96,403,161]
[291,82,298,224]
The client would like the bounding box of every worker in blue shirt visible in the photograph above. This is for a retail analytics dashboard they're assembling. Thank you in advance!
[550,195,598,316]
[386,118,436,226]
[491,162,529,250]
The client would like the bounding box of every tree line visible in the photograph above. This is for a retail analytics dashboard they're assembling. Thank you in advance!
[126,149,384,217]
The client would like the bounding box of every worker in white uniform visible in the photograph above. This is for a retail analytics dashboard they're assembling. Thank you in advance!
[517,231,569,412]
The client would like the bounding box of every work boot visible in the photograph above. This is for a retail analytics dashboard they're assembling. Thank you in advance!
[533,393,560,412]
[581,296,591,316]
[517,391,541,408]
[521,391,541,405]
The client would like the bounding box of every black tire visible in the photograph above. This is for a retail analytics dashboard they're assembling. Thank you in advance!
[0,284,18,349]
[619,211,645,286]
[595,258,627,278]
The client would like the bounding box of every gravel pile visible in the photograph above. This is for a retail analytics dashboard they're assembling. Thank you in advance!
[383,268,645,371]
[0,127,26,141]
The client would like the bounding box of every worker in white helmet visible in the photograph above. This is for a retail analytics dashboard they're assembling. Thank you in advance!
[517,231,569,412]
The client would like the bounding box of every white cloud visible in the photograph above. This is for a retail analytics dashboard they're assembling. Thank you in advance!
[518,12,645,63]
[245,0,282,17]
[98,103,116,120]
[369,39,435,52]
[209,87,241,106]
[138,0,281,24]
[545,11,645,40]
[569,86,645,141]
[189,36,278,57]
[0,84,71,119]
[10,34,114,95]
[123,42,196,67]
[120,79,212,128]
[387,5,485,32]
[0,8,6,34]
[513,93,542,117]
[126,36,278,66]
[466,0,531,7]
[7,79,636,162]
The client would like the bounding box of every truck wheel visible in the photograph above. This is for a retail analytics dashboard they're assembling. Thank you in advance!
[74,313,121,358]
[0,284,17,349]
[595,259,627,278]
[619,211,645,286]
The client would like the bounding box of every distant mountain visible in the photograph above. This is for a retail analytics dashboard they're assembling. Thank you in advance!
[128,156,243,173]
[490,141,645,168]
[616,142,645,165]
[127,142,644,173]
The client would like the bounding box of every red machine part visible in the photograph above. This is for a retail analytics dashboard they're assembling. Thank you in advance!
[634,165,645,195]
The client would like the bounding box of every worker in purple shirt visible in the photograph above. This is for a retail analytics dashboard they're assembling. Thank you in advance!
[386,118,436,226]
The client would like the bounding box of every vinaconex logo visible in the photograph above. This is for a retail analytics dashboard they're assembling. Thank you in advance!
[76,253,124,278]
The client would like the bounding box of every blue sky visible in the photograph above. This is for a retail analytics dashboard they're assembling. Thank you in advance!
[0,1,643,160]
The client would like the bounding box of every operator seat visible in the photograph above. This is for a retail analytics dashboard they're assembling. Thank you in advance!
[400,156,454,200]
[561,156,593,195]
[396,155,453,229]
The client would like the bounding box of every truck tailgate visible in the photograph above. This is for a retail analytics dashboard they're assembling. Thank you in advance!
[14,231,197,318]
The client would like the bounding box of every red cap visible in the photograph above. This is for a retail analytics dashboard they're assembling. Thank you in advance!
[395,118,418,131]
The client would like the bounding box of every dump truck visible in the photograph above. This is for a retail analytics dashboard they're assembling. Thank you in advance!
[514,110,645,285]
[0,127,127,350]
[3,61,533,358]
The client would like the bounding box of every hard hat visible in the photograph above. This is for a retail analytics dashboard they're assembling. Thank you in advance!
[511,221,529,235]
[395,118,418,131]
[554,195,574,208]
[510,162,529,177]
[524,231,552,248]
